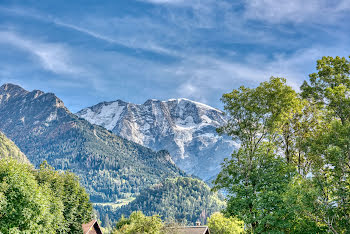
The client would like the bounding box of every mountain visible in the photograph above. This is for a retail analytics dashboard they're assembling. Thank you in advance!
[77,98,236,180]
[95,177,225,226]
[0,83,185,203]
[0,131,29,163]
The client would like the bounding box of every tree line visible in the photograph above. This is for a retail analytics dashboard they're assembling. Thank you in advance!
[112,211,244,234]
[103,177,225,226]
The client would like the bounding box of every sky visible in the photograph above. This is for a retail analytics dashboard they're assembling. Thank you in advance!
[0,0,350,112]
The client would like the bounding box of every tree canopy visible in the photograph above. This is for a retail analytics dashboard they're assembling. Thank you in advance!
[215,56,350,233]
[207,212,244,234]
[100,177,225,226]
[0,159,93,233]
[113,211,164,234]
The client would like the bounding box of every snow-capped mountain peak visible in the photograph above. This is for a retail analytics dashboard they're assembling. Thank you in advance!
[77,98,236,180]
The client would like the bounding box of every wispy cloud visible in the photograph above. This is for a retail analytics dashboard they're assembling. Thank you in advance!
[0,1,349,111]
[54,19,179,56]
[244,0,350,24]
[0,6,179,57]
[172,44,350,102]
[0,31,82,75]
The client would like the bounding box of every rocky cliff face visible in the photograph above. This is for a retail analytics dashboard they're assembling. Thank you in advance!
[77,98,237,180]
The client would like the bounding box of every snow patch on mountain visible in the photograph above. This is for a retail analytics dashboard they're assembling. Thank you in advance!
[81,101,125,130]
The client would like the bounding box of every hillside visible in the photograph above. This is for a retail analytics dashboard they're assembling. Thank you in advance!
[77,98,236,180]
[97,177,225,226]
[0,83,186,203]
[0,131,29,163]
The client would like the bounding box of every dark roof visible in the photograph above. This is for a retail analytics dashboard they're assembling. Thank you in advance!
[168,226,210,234]
[82,220,103,234]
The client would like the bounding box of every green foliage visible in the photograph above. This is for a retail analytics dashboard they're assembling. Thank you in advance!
[35,161,94,233]
[0,159,61,233]
[0,158,93,233]
[214,56,350,233]
[207,212,244,234]
[113,211,164,234]
[218,77,300,151]
[102,177,225,226]
[300,56,350,232]
[301,56,350,123]
[281,176,328,233]
[215,146,296,232]
[215,75,343,232]
[0,131,29,163]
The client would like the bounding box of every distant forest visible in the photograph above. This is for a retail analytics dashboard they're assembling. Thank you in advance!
[96,177,225,227]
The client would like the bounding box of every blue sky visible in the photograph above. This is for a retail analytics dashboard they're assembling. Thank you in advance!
[0,0,350,112]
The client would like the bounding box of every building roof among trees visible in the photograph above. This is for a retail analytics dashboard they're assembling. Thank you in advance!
[82,220,102,234]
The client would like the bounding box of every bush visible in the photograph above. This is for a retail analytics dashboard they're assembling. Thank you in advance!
[207,212,244,234]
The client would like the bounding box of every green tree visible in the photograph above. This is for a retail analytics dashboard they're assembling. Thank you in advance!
[281,176,328,233]
[113,211,164,234]
[35,161,94,233]
[207,212,244,234]
[301,56,350,233]
[301,56,350,124]
[0,159,94,233]
[215,77,325,232]
[0,159,61,233]
[218,77,301,163]
[214,145,295,232]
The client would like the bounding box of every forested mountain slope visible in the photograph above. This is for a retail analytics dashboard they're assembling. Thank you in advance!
[77,98,236,180]
[0,83,185,203]
[0,131,29,163]
[97,177,225,226]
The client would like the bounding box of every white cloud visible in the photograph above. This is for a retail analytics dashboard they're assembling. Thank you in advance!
[244,0,350,24]
[0,31,82,75]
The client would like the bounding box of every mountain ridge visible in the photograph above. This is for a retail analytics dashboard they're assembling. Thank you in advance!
[0,83,186,203]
